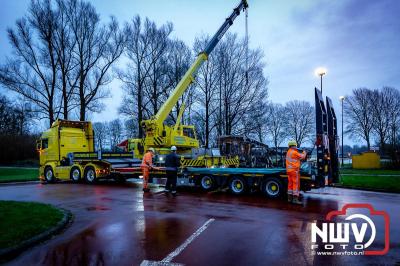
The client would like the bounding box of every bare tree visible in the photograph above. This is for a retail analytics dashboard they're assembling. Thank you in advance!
[216,33,268,137]
[240,98,268,142]
[0,0,59,126]
[192,36,219,148]
[108,119,123,151]
[124,118,138,139]
[0,0,124,125]
[386,87,400,149]
[266,103,287,149]
[344,88,374,150]
[144,23,173,117]
[66,0,126,121]
[54,0,77,119]
[284,100,314,147]
[166,39,193,125]
[118,16,172,137]
[93,121,107,150]
[370,87,397,153]
[0,95,33,135]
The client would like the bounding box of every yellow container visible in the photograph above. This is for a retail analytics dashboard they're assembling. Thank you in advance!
[352,151,380,169]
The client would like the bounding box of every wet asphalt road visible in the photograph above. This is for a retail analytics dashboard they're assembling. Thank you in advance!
[0,181,399,266]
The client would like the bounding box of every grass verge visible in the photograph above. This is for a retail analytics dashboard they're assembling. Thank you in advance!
[0,201,63,250]
[340,174,400,193]
[340,168,400,175]
[0,168,38,183]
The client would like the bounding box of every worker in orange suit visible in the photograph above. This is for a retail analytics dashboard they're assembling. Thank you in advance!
[141,148,155,192]
[286,140,307,205]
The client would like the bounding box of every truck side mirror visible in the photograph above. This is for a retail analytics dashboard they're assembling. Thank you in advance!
[36,140,41,151]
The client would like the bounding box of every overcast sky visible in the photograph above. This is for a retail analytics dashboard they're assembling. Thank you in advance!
[1,0,400,145]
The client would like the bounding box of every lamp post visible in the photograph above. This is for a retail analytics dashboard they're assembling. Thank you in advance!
[339,96,345,167]
[315,67,327,95]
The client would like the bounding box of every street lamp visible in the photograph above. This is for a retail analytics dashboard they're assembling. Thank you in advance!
[339,96,345,167]
[315,67,327,95]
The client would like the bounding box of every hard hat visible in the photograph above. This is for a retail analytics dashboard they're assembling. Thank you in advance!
[288,140,297,147]
[171,146,177,151]
[148,148,155,153]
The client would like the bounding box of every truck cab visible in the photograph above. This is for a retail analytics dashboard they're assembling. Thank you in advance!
[37,120,109,183]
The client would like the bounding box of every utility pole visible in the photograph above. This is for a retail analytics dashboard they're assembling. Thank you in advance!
[340,96,345,166]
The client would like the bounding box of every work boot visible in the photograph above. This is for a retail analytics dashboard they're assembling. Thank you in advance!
[292,195,303,205]
[143,188,150,193]
[287,194,293,203]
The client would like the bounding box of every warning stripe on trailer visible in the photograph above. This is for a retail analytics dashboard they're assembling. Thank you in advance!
[181,159,205,167]
[224,158,240,166]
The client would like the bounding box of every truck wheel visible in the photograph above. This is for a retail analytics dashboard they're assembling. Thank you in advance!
[70,167,81,182]
[200,175,215,191]
[229,176,247,195]
[262,177,284,198]
[84,167,96,184]
[44,166,54,183]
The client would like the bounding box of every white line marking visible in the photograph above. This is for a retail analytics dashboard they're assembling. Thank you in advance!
[161,218,215,263]
[140,260,183,266]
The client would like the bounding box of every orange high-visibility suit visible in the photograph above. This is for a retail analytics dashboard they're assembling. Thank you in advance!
[286,148,306,196]
[141,151,153,189]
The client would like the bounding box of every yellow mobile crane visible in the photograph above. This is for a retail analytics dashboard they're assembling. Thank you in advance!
[128,0,249,167]
[36,1,247,183]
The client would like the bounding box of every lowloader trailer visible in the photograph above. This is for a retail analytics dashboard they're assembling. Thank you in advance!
[177,164,324,198]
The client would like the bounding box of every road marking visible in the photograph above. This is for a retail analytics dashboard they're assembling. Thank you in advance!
[162,218,215,262]
[140,261,183,266]
[140,218,215,266]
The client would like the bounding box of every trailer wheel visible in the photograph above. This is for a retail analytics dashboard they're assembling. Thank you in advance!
[229,176,247,195]
[44,166,54,183]
[70,167,81,182]
[262,177,284,198]
[200,175,215,191]
[84,167,96,184]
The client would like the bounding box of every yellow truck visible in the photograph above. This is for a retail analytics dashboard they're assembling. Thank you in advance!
[36,119,236,184]
[37,119,141,183]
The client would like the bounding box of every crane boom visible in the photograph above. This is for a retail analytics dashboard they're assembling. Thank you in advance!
[150,0,248,124]
[137,0,248,156]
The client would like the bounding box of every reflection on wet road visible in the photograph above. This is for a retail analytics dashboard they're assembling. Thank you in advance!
[0,182,399,265]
